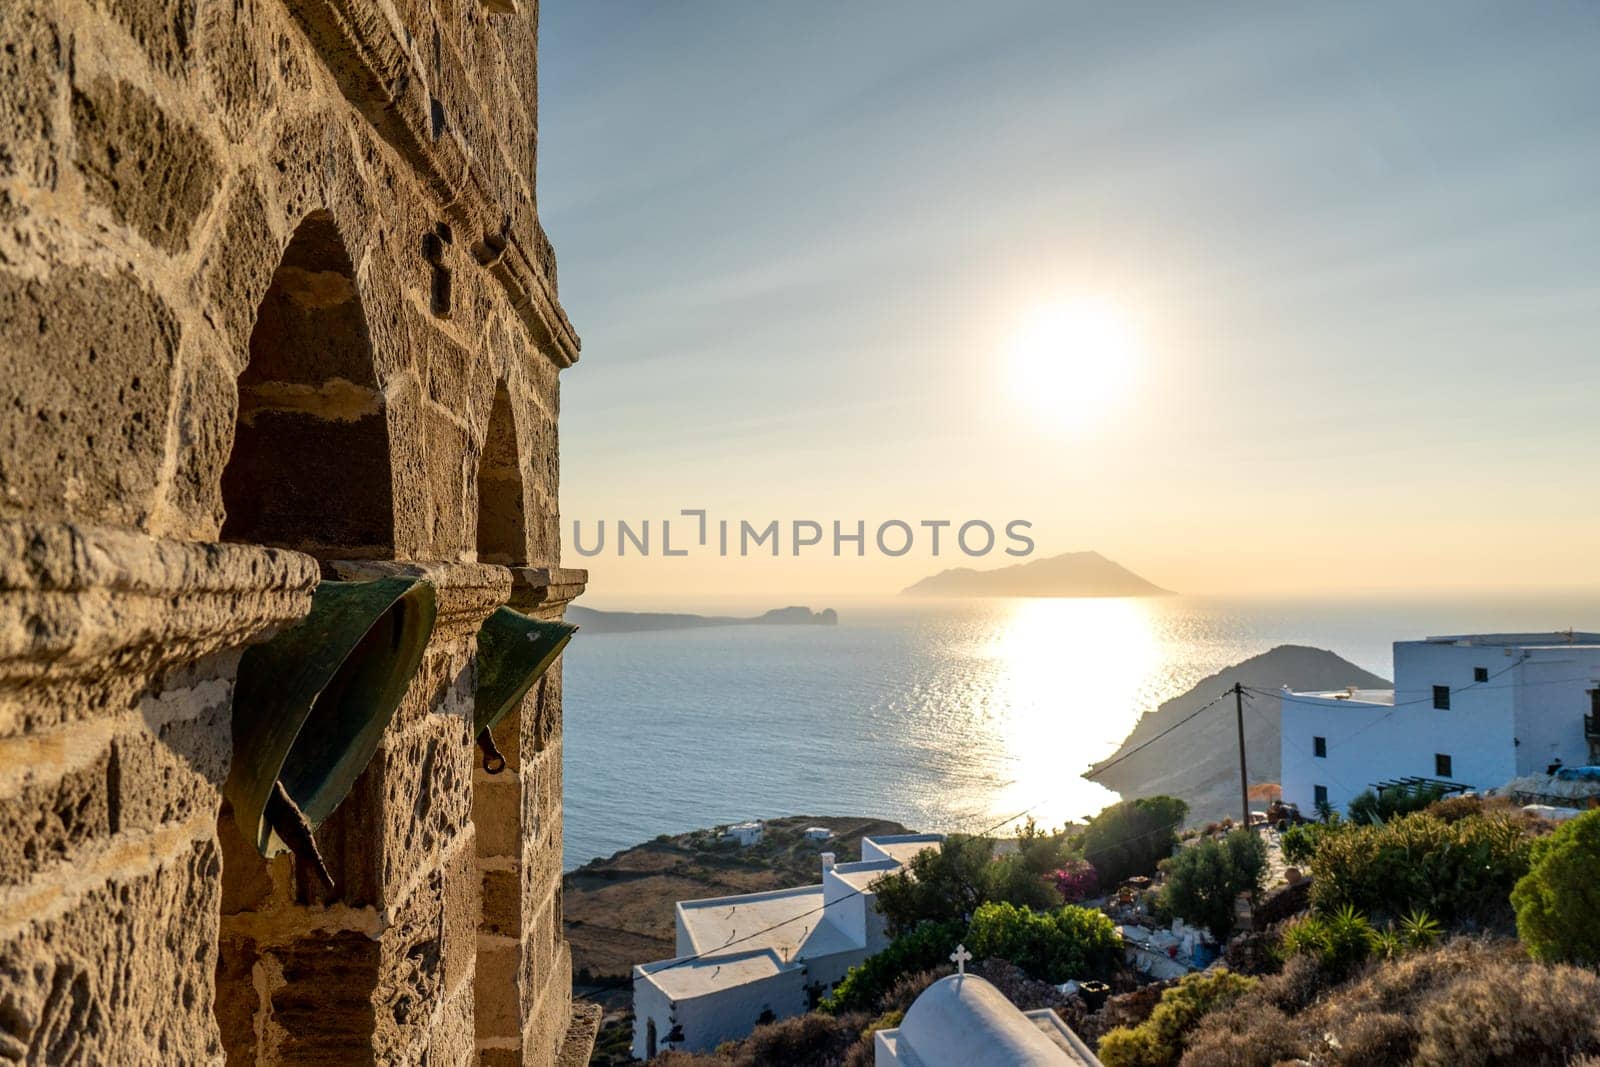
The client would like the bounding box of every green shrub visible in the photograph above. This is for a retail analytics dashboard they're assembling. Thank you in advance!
[1347,783,1450,826]
[1512,808,1600,965]
[1080,796,1188,886]
[871,836,994,934]
[822,920,965,1014]
[1279,821,1327,866]
[1158,829,1265,939]
[965,901,1120,983]
[1096,969,1257,1067]
[1309,811,1531,924]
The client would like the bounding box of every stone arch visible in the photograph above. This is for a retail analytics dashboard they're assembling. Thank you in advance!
[212,211,397,1063]
[475,382,527,564]
[219,211,395,558]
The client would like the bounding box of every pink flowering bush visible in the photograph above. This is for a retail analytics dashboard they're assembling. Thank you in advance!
[1051,860,1100,903]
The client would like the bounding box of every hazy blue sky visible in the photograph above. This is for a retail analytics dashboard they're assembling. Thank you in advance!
[537,3,1600,603]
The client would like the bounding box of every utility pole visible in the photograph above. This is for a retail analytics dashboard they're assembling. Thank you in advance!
[1232,683,1250,831]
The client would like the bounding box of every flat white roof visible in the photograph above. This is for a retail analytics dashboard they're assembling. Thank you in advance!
[1418,632,1600,648]
[863,834,944,866]
[831,858,900,892]
[677,885,858,961]
[635,948,800,1000]
[1287,688,1396,705]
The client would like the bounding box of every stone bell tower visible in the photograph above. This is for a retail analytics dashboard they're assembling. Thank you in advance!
[0,0,595,1062]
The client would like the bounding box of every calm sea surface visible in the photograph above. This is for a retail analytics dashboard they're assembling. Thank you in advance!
[560,593,1599,868]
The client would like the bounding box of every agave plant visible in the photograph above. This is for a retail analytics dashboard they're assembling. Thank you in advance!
[1399,908,1442,949]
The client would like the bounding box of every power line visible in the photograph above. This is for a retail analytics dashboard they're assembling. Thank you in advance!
[1085,688,1235,777]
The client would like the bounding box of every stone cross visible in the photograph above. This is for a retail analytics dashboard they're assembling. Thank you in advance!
[950,944,972,976]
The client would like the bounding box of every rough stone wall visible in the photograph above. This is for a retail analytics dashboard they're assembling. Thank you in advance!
[0,0,592,1062]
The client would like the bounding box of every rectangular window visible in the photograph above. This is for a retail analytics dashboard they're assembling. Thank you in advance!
[1474,667,1489,683]
[1313,736,1327,758]
[1313,784,1329,807]
[1435,753,1453,778]
[1432,685,1450,710]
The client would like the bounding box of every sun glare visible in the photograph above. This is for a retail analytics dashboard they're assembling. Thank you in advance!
[1007,298,1139,429]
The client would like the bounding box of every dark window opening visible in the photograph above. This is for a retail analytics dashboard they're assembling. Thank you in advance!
[220,211,394,558]
[1432,685,1451,710]
[1474,667,1489,683]
[1313,784,1328,807]
[476,384,527,564]
[1313,736,1327,758]
[1435,753,1453,778]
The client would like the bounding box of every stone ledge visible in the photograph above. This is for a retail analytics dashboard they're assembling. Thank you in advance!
[506,566,588,613]
[554,1001,604,1067]
[0,522,318,733]
[323,558,511,640]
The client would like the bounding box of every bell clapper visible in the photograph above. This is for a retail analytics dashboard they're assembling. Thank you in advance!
[265,780,336,894]
[476,729,507,774]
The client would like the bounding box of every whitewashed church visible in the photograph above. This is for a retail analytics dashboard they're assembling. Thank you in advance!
[631,834,943,1058]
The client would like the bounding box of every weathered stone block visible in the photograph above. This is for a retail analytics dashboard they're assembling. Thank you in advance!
[0,2,64,188]
[473,775,521,859]
[70,77,220,254]
[0,270,177,529]
[262,929,382,1063]
[0,741,111,888]
[480,866,519,938]
[0,837,223,1063]
[88,0,194,77]
[198,0,281,142]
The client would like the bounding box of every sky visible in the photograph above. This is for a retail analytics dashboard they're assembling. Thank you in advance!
[536,2,1600,606]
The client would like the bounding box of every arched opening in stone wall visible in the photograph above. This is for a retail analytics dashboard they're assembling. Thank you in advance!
[220,210,394,559]
[476,383,527,564]
[213,212,394,1063]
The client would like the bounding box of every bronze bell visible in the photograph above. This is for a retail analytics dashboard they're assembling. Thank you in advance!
[226,577,438,884]
[472,607,576,772]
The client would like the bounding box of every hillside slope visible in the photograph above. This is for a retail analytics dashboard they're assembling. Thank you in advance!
[1085,645,1390,823]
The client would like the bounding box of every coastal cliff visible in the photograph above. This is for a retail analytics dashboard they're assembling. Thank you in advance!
[567,604,838,633]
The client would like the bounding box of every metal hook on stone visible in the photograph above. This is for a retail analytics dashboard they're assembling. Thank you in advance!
[477,728,506,774]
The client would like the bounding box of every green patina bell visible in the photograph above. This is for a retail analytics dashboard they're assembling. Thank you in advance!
[227,577,438,872]
[473,607,576,771]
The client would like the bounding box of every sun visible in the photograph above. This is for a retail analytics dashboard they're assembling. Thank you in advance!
[1006,297,1139,429]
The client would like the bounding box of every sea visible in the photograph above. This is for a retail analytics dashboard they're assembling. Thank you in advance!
[560,592,1600,869]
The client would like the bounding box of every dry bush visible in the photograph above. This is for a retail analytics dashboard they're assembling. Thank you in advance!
[1256,952,1324,1012]
[973,957,1074,1013]
[1179,1002,1302,1067]
[1180,937,1600,1067]
[1426,793,1484,823]
[876,967,950,1015]
[1329,1011,1414,1065]
[1411,960,1600,1066]
[657,1011,873,1067]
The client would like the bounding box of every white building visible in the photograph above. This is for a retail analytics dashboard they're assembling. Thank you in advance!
[875,973,1102,1066]
[804,826,833,842]
[725,820,765,846]
[1281,632,1600,814]
[633,834,943,1058]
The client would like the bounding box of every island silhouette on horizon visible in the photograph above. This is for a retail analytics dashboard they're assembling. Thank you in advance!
[901,550,1173,598]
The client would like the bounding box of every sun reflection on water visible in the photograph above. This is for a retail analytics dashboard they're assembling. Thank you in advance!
[964,597,1164,830]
